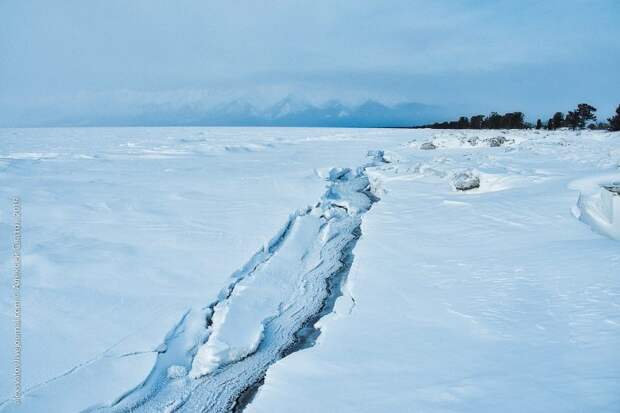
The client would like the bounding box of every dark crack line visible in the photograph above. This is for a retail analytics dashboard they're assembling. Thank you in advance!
[89,162,384,413]
[229,177,379,413]
[91,211,308,413]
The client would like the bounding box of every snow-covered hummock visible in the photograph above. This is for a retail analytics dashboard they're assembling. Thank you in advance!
[0,127,619,413]
[451,168,480,191]
[574,179,620,239]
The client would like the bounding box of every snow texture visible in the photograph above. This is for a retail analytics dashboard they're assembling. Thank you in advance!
[0,127,619,413]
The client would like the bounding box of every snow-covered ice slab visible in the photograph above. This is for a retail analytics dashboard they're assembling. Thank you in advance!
[189,212,325,378]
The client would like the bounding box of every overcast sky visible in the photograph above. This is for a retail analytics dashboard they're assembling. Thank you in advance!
[1,0,619,126]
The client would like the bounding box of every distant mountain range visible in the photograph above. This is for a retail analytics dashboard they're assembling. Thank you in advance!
[52,97,447,128]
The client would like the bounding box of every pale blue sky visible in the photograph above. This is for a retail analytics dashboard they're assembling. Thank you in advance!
[1,0,618,126]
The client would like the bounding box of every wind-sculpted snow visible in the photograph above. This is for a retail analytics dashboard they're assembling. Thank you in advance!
[572,174,620,240]
[87,162,380,413]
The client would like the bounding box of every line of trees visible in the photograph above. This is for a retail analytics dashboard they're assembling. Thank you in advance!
[543,103,602,130]
[420,112,527,130]
[417,103,620,131]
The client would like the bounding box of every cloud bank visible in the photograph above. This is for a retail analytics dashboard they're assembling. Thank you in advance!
[1,0,618,126]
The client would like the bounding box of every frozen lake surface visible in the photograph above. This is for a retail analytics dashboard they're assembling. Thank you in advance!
[0,127,618,412]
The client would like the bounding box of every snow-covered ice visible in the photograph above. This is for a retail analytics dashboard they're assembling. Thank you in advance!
[0,127,618,412]
[247,129,620,413]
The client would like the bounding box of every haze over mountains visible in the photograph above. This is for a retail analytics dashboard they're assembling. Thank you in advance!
[44,97,447,128]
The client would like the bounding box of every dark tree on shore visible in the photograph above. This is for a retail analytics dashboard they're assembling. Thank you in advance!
[609,105,620,131]
[504,112,525,129]
[484,112,502,129]
[565,110,579,130]
[457,116,470,129]
[565,104,597,130]
[470,115,484,129]
[550,112,564,130]
[577,103,597,128]
[546,119,553,130]
[535,119,542,129]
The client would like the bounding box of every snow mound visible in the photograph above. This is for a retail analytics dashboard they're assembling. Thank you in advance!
[367,149,398,164]
[451,169,480,191]
[420,142,437,150]
[485,136,514,147]
[575,183,620,240]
